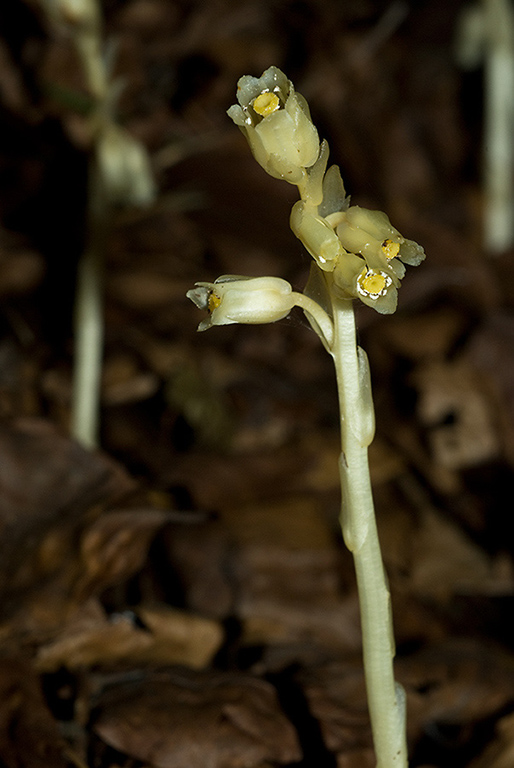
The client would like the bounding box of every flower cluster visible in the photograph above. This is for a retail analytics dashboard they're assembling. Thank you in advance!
[293,191,425,314]
[188,67,425,333]
[227,67,425,315]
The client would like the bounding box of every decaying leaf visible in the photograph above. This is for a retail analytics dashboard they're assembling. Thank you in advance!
[414,358,499,470]
[0,419,171,646]
[74,507,173,600]
[0,656,66,768]
[36,598,224,672]
[296,660,372,758]
[409,507,502,603]
[168,494,362,653]
[469,711,514,768]
[0,419,131,616]
[398,639,514,741]
[94,668,301,768]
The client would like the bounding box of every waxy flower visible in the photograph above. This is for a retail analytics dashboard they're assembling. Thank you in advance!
[227,66,320,184]
[329,205,425,313]
[335,206,425,271]
[187,275,296,331]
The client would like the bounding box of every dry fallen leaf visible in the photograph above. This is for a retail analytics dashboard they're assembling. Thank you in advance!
[469,711,514,768]
[169,494,362,652]
[397,638,514,743]
[0,419,132,619]
[414,358,499,471]
[336,751,375,768]
[0,227,44,297]
[36,598,224,672]
[0,656,66,768]
[296,660,372,758]
[409,507,500,603]
[0,418,173,648]
[74,507,173,601]
[94,668,301,768]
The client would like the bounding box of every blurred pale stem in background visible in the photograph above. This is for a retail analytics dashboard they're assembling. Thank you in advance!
[457,0,514,254]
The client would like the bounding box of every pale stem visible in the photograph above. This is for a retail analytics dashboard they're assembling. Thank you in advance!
[483,0,514,253]
[330,290,407,768]
[70,164,108,448]
[70,0,108,448]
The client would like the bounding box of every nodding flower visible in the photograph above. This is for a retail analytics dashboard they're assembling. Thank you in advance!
[227,66,320,185]
[334,205,425,271]
[187,275,297,331]
[330,205,425,313]
[290,200,347,271]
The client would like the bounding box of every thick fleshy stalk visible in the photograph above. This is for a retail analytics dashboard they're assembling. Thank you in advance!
[329,281,407,768]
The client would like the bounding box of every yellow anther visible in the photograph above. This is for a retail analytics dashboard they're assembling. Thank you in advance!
[381,239,400,260]
[253,92,280,117]
[358,269,388,296]
[208,292,222,312]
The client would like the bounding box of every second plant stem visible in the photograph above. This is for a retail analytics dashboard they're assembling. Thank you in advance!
[70,2,108,448]
[330,284,407,768]
[71,163,108,448]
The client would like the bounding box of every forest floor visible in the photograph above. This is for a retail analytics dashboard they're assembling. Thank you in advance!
[2,1,514,766]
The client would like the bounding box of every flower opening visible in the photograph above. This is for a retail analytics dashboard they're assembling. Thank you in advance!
[227,66,320,184]
[381,239,400,260]
[357,269,392,298]
[253,91,281,117]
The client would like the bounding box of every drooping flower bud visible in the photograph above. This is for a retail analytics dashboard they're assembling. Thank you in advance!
[187,275,296,331]
[290,201,346,271]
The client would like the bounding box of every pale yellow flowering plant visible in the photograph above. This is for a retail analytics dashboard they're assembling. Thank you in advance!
[188,66,425,768]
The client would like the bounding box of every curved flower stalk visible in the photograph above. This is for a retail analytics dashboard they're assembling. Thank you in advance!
[190,66,426,768]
